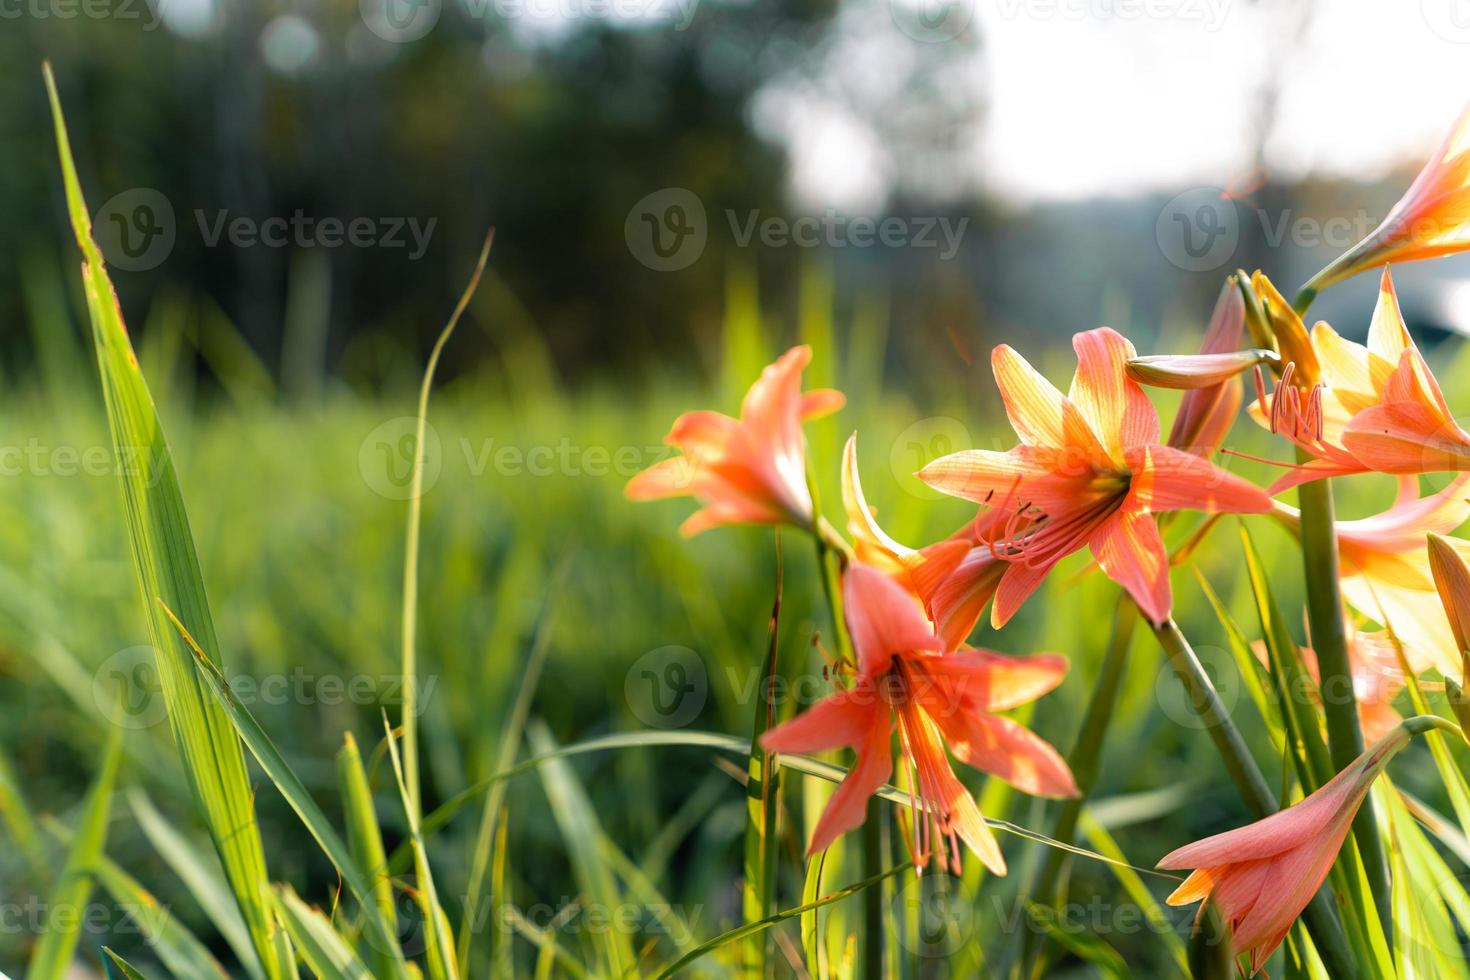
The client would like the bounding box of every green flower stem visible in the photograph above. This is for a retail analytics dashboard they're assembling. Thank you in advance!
[1293,457,1393,936]
[1152,616,1357,978]
[808,484,878,977]
[1018,593,1138,975]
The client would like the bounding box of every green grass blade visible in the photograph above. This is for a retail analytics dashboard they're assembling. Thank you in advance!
[28,720,122,980]
[129,791,263,980]
[399,231,494,822]
[1078,811,1188,976]
[398,730,1172,882]
[458,557,565,973]
[275,885,375,980]
[101,949,152,980]
[652,862,912,980]
[0,744,51,888]
[42,63,285,980]
[527,721,637,977]
[800,852,827,977]
[742,544,783,978]
[337,731,398,975]
[382,715,459,980]
[42,814,230,979]
[1024,900,1129,980]
[160,601,409,978]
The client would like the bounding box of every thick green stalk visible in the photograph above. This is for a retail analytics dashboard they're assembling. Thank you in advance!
[1152,617,1357,977]
[1018,594,1138,975]
[1294,460,1393,935]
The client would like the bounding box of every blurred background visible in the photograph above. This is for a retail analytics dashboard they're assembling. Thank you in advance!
[7,0,1470,976]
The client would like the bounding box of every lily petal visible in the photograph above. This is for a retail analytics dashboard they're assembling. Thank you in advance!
[1089,510,1171,624]
[843,562,943,677]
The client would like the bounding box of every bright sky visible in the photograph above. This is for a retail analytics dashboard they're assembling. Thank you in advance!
[771,0,1470,208]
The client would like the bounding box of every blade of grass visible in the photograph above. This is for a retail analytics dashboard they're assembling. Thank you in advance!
[742,538,783,979]
[458,554,567,974]
[799,852,827,979]
[129,791,264,980]
[0,744,51,888]
[42,63,285,980]
[382,713,460,980]
[102,949,152,980]
[275,885,375,980]
[398,729,1177,883]
[527,721,636,977]
[1077,811,1188,976]
[160,600,409,977]
[400,230,495,822]
[28,719,122,980]
[43,814,231,980]
[652,862,911,980]
[337,732,398,977]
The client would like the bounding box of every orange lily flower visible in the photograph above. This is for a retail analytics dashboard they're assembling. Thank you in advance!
[1259,269,1470,488]
[761,562,1077,875]
[919,327,1272,625]
[1159,726,1411,975]
[843,433,1036,649]
[626,346,844,535]
[1302,102,1470,296]
[1275,474,1470,677]
[841,435,990,649]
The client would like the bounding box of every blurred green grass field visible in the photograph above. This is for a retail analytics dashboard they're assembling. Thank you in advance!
[3,255,1466,977]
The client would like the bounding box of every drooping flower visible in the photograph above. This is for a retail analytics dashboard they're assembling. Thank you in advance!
[1158,727,1412,975]
[761,562,1077,876]
[918,327,1273,625]
[1274,475,1470,677]
[626,346,844,535]
[1256,268,1470,489]
[1302,102,1470,297]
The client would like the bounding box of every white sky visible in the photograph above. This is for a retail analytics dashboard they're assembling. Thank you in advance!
[777,0,1470,207]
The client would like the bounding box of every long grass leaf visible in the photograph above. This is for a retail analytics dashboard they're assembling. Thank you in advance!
[527,721,637,976]
[652,862,911,980]
[400,231,494,821]
[458,555,566,973]
[129,791,263,980]
[337,731,398,976]
[42,63,285,980]
[742,542,783,978]
[28,720,122,980]
[160,601,409,977]
[275,885,375,980]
